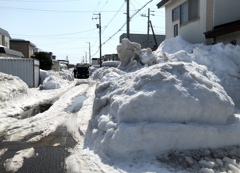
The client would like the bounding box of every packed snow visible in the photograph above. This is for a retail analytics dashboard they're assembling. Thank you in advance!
[1,36,240,172]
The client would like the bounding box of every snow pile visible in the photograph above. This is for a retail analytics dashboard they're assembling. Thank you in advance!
[0,72,29,111]
[40,69,74,90]
[88,37,240,158]
[155,35,195,55]
[155,36,240,108]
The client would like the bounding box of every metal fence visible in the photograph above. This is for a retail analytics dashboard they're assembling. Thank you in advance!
[0,58,40,88]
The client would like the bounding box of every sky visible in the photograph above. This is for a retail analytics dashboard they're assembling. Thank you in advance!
[0,0,165,64]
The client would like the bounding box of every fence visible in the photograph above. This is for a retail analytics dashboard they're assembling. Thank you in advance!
[0,58,40,88]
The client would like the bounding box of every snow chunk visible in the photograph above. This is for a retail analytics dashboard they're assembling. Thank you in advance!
[117,38,141,67]
[4,148,35,172]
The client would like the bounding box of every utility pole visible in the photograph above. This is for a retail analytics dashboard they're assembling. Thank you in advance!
[147,8,150,47]
[126,0,130,40]
[141,8,155,48]
[93,13,102,67]
[87,42,91,64]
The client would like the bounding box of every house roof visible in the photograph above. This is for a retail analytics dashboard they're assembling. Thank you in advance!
[10,39,36,47]
[205,20,240,38]
[0,28,11,38]
[157,0,170,8]
[0,46,24,57]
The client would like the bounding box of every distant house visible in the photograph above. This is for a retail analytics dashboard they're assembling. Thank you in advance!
[10,39,36,58]
[0,28,23,58]
[157,0,240,45]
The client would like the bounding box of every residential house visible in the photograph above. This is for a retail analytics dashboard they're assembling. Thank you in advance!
[10,39,36,58]
[0,28,23,58]
[157,0,240,45]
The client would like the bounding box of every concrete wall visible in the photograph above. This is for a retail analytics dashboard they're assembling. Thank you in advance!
[165,0,208,44]
[0,58,40,87]
[214,0,240,27]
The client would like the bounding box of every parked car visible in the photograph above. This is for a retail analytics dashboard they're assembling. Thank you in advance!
[76,66,89,79]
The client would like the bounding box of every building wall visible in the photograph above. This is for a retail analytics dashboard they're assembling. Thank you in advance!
[5,37,10,48]
[165,0,208,44]
[0,36,2,46]
[213,0,240,27]
[120,33,165,48]
[10,43,29,58]
[0,35,10,48]
[29,44,35,58]
[215,31,240,45]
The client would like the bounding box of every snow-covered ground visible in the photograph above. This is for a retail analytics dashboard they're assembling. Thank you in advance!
[1,36,240,173]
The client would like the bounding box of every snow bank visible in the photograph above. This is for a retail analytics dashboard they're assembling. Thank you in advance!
[155,36,240,108]
[40,69,74,90]
[87,37,240,158]
[93,62,233,125]
[0,72,29,111]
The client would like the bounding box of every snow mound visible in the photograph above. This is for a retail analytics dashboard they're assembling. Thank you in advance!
[193,43,240,108]
[40,69,74,90]
[155,35,195,56]
[93,62,233,125]
[0,72,29,110]
[89,62,236,157]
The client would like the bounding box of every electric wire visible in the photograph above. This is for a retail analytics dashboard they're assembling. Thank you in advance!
[0,6,126,13]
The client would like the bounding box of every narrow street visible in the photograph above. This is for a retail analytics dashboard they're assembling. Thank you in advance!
[0,81,95,173]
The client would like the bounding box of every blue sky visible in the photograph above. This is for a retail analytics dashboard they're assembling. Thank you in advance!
[0,0,165,64]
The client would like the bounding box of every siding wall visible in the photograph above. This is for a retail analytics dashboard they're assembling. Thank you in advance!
[165,0,208,44]
[0,58,39,88]
[214,0,240,27]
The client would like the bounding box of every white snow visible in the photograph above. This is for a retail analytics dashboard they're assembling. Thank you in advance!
[1,36,240,172]
[4,148,35,172]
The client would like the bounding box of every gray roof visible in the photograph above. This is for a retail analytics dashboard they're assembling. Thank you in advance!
[10,39,36,47]
[0,47,24,57]
[0,28,11,38]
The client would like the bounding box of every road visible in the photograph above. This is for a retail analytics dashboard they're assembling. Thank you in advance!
[0,81,95,173]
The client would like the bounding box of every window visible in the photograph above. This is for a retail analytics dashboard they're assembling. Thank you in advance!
[172,0,199,25]
[189,0,199,20]
[174,24,178,37]
[180,2,189,24]
[172,6,180,21]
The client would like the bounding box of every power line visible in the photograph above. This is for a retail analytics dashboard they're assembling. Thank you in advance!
[102,2,125,33]
[102,0,153,45]
[0,6,127,13]
[11,29,97,37]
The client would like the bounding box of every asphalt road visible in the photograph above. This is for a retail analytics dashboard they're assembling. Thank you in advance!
[0,126,77,173]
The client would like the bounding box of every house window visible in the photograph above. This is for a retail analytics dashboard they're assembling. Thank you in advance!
[172,0,199,25]
[174,24,178,37]
[189,0,199,20]
[172,6,180,21]
[180,2,189,24]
